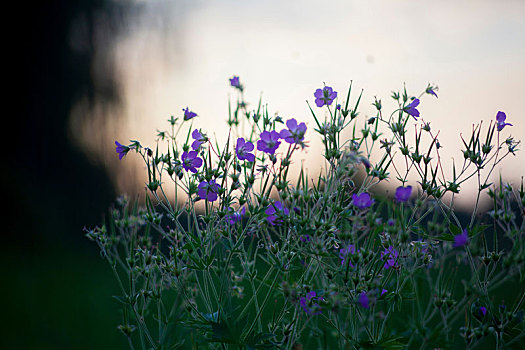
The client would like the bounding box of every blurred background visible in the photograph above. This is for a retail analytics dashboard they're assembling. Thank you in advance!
[4,0,524,348]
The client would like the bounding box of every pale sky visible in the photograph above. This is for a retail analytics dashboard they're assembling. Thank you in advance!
[71,0,525,210]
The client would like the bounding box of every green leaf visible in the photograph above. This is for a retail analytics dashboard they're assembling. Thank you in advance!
[449,223,462,235]
[187,254,205,270]
[205,252,216,267]
[438,232,455,242]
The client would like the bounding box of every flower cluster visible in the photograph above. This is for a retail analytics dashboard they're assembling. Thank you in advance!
[101,77,523,350]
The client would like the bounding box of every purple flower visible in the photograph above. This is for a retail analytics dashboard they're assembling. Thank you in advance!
[198,180,221,202]
[339,245,356,267]
[299,235,311,243]
[280,118,307,144]
[257,130,281,155]
[381,289,388,296]
[265,201,289,226]
[229,76,241,89]
[336,104,341,110]
[358,291,369,309]
[360,157,371,169]
[236,138,255,162]
[191,129,207,150]
[181,151,203,173]
[115,141,129,160]
[453,229,469,248]
[387,218,396,226]
[299,291,321,315]
[404,99,420,119]
[314,86,338,107]
[479,306,487,317]
[395,185,412,202]
[426,87,438,98]
[299,297,308,311]
[306,291,316,299]
[183,107,197,121]
[381,246,399,269]
[226,206,246,224]
[352,192,374,209]
[496,111,512,131]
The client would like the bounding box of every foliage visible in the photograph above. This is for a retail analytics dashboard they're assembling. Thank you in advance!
[87,77,525,349]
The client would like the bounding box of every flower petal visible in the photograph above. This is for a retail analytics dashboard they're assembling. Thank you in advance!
[286,118,298,130]
[244,141,254,152]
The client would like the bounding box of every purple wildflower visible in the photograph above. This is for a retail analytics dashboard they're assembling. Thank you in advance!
[299,297,308,313]
[336,104,341,110]
[479,306,487,317]
[314,86,338,107]
[352,192,374,209]
[387,218,396,226]
[299,235,311,243]
[183,107,197,121]
[496,111,512,131]
[299,291,321,315]
[360,157,371,169]
[395,185,412,202]
[115,141,129,160]
[339,245,356,266]
[181,151,203,173]
[229,76,241,88]
[236,138,255,162]
[426,87,438,98]
[453,229,469,248]
[404,99,420,119]
[191,129,207,150]
[198,180,221,202]
[265,201,289,226]
[280,118,307,144]
[226,206,246,225]
[381,289,388,296]
[358,292,369,309]
[381,246,399,269]
[257,130,281,155]
[306,291,316,299]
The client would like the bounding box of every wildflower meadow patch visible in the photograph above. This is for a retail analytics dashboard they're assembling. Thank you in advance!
[87,77,524,349]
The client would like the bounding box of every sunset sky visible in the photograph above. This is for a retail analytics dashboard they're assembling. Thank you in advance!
[71,0,525,210]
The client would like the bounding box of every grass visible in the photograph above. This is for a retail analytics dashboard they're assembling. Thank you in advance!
[1,243,126,349]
